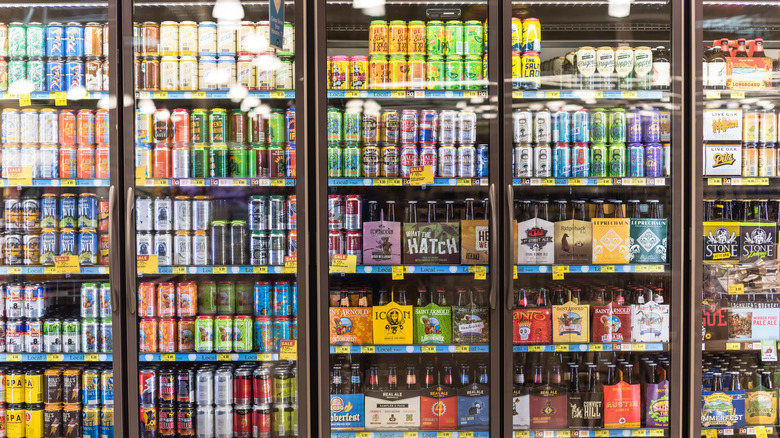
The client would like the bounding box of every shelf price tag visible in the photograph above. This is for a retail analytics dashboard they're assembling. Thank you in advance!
[601,265,615,273]
[595,431,609,437]
[392,266,405,280]
[705,91,721,99]
[285,256,297,269]
[18,94,31,106]
[516,432,530,438]
[345,90,360,98]
[633,430,647,437]
[729,284,745,294]
[54,92,67,106]
[590,344,603,351]
[460,433,474,438]
[280,340,297,360]
[137,255,159,274]
[391,91,406,98]
[7,354,20,362]
[55,256,80,274]
[552,265,565,280]
[360,346,375,353]
[703,430,717,438]
[545,90,560,99]
[529,345,543,352]
[217,354,231,361]
[213,266,228,274]
[85,354,99,361]
[153,91,168,99]
[474,266,487,280]
[7,267,21,275]
[422,345,436,353]
[161,354,176,362]
[726,342,741,350]
[730,91,745,99]
[334,346,350,354]
[623,91,638,99]
[193,91,206,99]
[756,426,768,438]
[513,266,518,279]
[7,167,32,186]
[47,354,63,362]
[650,431,665,437]
[253,266,268,274]
[172,267,186,274]
[329,255,357,274]
[409,165,434,185]
[404,433,418,438]
[455,345,469,353]
[270,91,286,99]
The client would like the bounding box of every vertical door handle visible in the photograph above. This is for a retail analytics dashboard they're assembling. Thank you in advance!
[109,185,118,312]
[126,186,135,315]
[488,183,497,310]
[506,184,514,311]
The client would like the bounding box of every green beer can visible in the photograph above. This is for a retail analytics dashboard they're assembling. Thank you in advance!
[445,55,463,90]
[215,316,233,351]
[273,367,294,402]
[190,109,208,143]
[191,145,209,178]
[217,281,236,314]
[463,21,484,56]
[590,109,608,144]
[26,23,45,57]
[8,58,26,87]
[327,144,343,178]
[590,143,608,177]
[608,108,626,143]
[44,319,62,352]
[209,109,227,143]
[268,110,285,144]
[272,404,295,437]
[343,143,361,178]
[236,281,253,314]
[28,58,45,91]
[444,20,463,55]
[228,146,248,177]
[464,55,483,90]
[198,281,217,315]
[194,316,214,352]
[327,107,343,143]
[8,23,26,57]
[608,143,627,177]
[426,21,445,56]
[426,55,445,90]
[233,315,253,352]
[209,143,229,178]
[344,111,361,142]
[248,145,264,177]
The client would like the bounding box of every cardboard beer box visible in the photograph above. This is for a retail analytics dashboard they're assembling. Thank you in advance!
[629,218,668,264]
[567,391,604,429]
[329,307,373,345]
[517,217,555,265]
[728,308,780,341]
[591,218,631,264]
[646,378,669,428]
[372,302,414,345]
[457,382,489,430]
[727,57,773,89]
[420,385,457,431]
[703,109,742,141]
[461,219,489,265]
[512,308,552,345]
[552,301,590,344]
[554,219,593,265]
[702,300,729,342]
[330,394,365,430]
[740,223,776,263]
[703,144,742,176]
[364,390,420,431]
[701,390,746,429]
[414,302,452,344]
[403,222,460,265]
[529,383,568,429]
[512,386,530,430]
[592,303,632,343]
[632,303,670,343]
[703,221,741,262]
[660,111,671,142]
[362,217,401,265]
[604,381,641,429]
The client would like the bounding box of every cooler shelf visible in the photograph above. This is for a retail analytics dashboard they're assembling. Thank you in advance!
[511,90,667,100]
[512,177,667,187]
[332,433,489,438]
[327,90,488,99]
[1,353,113,362]
[513,342,668,353]
[515,430,667,437]
[0,91,108,100]
[139,353,280,362]
[139,265,295,275]
[136,178,296,187]
[516,264,667,274]
[702,340,776,352]
[135,90,295,100]
[329,178,489,187]
[701,427,773,436]
[329,265,489,275]
[329,344,489,354]
[0,178,110,187]
[706,177,773,187]
[0,266,109,275]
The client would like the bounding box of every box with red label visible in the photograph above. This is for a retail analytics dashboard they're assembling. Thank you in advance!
[420,385,457,430]
[592,304,632,343]
[512,308,552,344]
[727,57,772,89]
[329,307,373,345]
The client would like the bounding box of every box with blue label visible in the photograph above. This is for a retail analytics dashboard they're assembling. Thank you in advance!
[330,394,365,430]
[458,383,490,430]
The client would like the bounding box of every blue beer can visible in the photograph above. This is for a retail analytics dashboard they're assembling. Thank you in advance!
[254,281,272,316]
[628,143,645,177]
[552,110,571,143]
[552,143,571,177]
[41,194,58,228]
[273,317,292,351]
[642,110,661,143]
[419,109,438,144]
[59,227,77,256]
[65,57,84,90]
[291,283,297,315]
[254,318,273,352]
[273,281,291,317]
[77,193,98,228]
[65,22,84,57]
[46,22,66,57]
[78,228,97,265]
[626,109,643,143]
[40,229,58,265]
[60,193,77,228]
[285,108,296,143]
[571,142,590,177]
[476,143,489,177]
[572,109,590,143]
[645,142,664,177]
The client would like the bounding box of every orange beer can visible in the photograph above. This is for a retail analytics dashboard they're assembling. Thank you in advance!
[158,282,176,317]
[95,144,110,179]
[369,55,387,90]
[138,318,158,352]
[388,20,407,54]
[58,109,76,144]
[368,20,388,55]
[77,145,96,179]
[158,318,177,353]
[407,55,425,90]
[138,282,156,317]
[59,144,77,179]
[176,281,197,317]
[407,21,426,55]
[388,55,407,89]
[178,318,195,352]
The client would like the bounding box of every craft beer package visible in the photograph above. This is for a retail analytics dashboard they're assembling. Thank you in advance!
[591,218,631,264]
[517,216,555,265]
[703,109,743,141]
[703,144,742,176]
[744,385,778,425]
[632,303,671,342]
[512,386,530,430]
[329,307,373,345]
[592,303,632,343]
[567,390,604,429]
[330,394,366,430]
[420,384,457,430]
[552,301,590,343]
[554,218,593,265]
[365,389,420,431]
[403,222,460,264]
[461,219,489,265]
[702,299,729,341]
[512,308,552,344]
[629,218,667,263]
[726,57,773,89]
[372,301,414,344]
[362,213,401,265]
[703,221,741,262]
[529,383,567,429]
[728,308,780,341]
[701,390,746,428]
[414,302,452,344]
[646,378,670,428]
[457,382,490,429]
[739,222,776,263]
[603,380,641,429]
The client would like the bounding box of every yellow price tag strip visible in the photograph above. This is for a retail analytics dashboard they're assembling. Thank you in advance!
[541,178,555,186]
[153,91,168,99]
[756,426,768,438]
[633,430,647,437]
[514,266,518,279]
[729,284,744,294]
[554,344,569,352]
[279,340,297,360]
[601,265,615,273]
[7,354,21,361]
[54,92,67,106]
[409,165,434,185]
[590,344,603,351]
[595,431,609,437]
[623,91,638,98]
[335,346,350,354]
[19,94,31,106]
[422,345,436,353]
[61,179,75,187]
[161,354,176,361]
[636,265,650,273]
[553,271,564,280]
[730,91,745,99]
[545,90,560,99]
[704,430,717,438]
[705,91,721,99]
[7,267,21,275]
[529,345,543,352]
[457,178,472,186]
[455,345,469,353]
[271,91,286,99]
[253,266,268,274]
[213,266,228,274]
[361,346,375,353]
[404,433,418,438]
[391,91,406,98]
[726,342,741,350]
[330,254,357,274]
[474,266,487,280]
[650,430,665,437]
[345,90,359,98]
[392,266,405,280]
[172,267,186,274]
[708,178,723,186]
[47,354,63,361]
[217,354,231,361]
[193,91,206,98]
[85,354,99,361]
[55,255,80,274]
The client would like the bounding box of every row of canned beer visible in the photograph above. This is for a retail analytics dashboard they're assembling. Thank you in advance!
[2,108,110,146]
[2,227,108,267]
[4,403,114,438]
[134,21,295,58]
[139,364,297,438]
[512,107,669,145]
[137,54,294,92]
[138,281,296,319]
[2,281,111,320]
[2,192,108,231]
[3,316,112,354]
[368,19,486,57]
[0,22,108,59]
[3,365,114,405]
[1,143,110,180]
[5,55,109,93]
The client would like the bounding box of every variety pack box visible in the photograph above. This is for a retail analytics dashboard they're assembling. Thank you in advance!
[592,303,632,343]
[552,301,590,343]
[512,308,552,344]
[632,303,670,343]
[703,144,742,176]
[629,218,667,263]
[591,218,630,264]
[365,390,420,431]
[403,223,460,265]
[554,219,593,265]
[529,383,567,429]
[329,307,373,345]
[461,219,489,265]
[362,218,402,265]
[420,385,457,430]
[512,387,530,430]
[727,308,780,341]
[739,223,776,263]
[330,394,365,430]
[372,302,414,344]
[703,109,743,141]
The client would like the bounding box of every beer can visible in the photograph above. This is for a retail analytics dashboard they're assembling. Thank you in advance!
[44,319,61,353]
[626,110,643,143]
[362,145,380,178]
[2,108,20,143]
[82,368,100,405]
[458,145,476,177]
[514,144,533,177]
[572,109,590,143]
[65,57,85,90]
[571,142,590,177]
[642,110,661,143]
[380,110,399,143]
[608,143,627,177]
[408,55,426,89]
[439,110,457,144]
[101,406,115,438]
[458,110,477,144]
[327,195,344,230]
[328,230,344,262]
[192,195,212,231]
[628,143,645,177]
[24,370,43,404]
[388,55,406,89]
[255,317,273,352]
[553,110,571,143]
[350,56,368,90]
[645,142,664,178]
[590,109,608,144]
[521,51,541,89]
[368,55,387,89]
[65,22,84,57]
[381,145,399,177]
[512,110,532,143]
[522,18,541,52]
[744,109,760,143]
[62,319,80,353]
[445,55,463,89]
[438,145,457,178]
[553,143,571,177]
[196,405,214,436]
[399,144,419,177]
[609,108,626,143]
[81,318,99,352]
[369,20,388,55]
[476,144,489,177]
[5,198,20,231]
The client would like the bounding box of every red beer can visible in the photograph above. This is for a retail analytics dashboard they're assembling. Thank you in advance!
[95,109,110,143]
[344,194,362,230]
[76,109,95,145]
[328,230,345,260]
[77,145,96,178]
[233,405,252,438]
[98,200,109,231]
[253,367,272,404]
[252,404,271,437]
[400,109,419,144]
[98,232,109,265]
[234,369,253,405]
[171,108,190,143]
[58,109,76,144]
[95,144,110,179]
[154,144,171,178]
[346,230,362,263]
[59,144,78,178]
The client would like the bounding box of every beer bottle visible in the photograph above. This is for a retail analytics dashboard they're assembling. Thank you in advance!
[340,288,350,307]
[648,200,661,219]
[570,287,582,304]
[533,363,544,385]
[708,45,727,90]
[331,363,343,394]
[613,200,625,218]
[729,371,742,391]
[460,364,472,387]
[572,200,588,221]
[368,363,380,390]
[388,363,398,390]
[623,363,635,384]
[552,287,565,305]
[702,48,710,89]
[537,287,550,307]
[368,200,379,222]
[556,200,568,221]
[426,200,437,223]
[538,200,550,221]
[477,363,489,385]
[594,287,607,305]
[711,372,723,391]
[570,364,581,393]
[396,287,409,305]
[417,287,428,307]
[436,287,448,306]
[423,363,436,389]
[613,288,626,305]
[594,199,605,219]
[443,364,454,386]
[735,39,749,57]
[514,360,526,387]
[758,199,770,222]
[587,364,600,392]
[406,200,418,223]
[647,362,659,385]
[482,198,490,220]
[754,38,766,57]
[465,197,476,220]
[386,200,396,222]
[377,289,389,306]
[445,200,456,222]
[350,363,362,394]
[358,288,369,307]
[516,288,529,308]
[652,46,671,90]
[720,38,731,57]
[605,364,618,385]
[628,199,641,218]
[406,365,417,389]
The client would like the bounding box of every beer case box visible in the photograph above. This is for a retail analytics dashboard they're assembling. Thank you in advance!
[592,303,632,343]
[591,218,631,264]
[553,219,593,265]
[402,222,460,265]
[632,303,671,343]
[629,218,668,264]
[414,302,452,344]
[567,392,604,429]
[739,222,776,263]
[420,385,458,431]
[329,307,373,345]
[512,308,552,344]
[529,384,568,429]
[727,57,773,89]
[703,221,741,262]
[364,390,420,431]
[603,382,642,429]
[461,219,489,265]
[646,380,670,428]
[745,388,778,426]
[453,302,489,344]
[552,301,590,344]
[362,220,401,265]
[372,301,414,345]
[457,383,490,430]
[727,308,780,341]
[701,390,746,429]
[702,300,729,341]
[703,109,743,141]
[517,218,555,265]
[512,388,530,430]
[703,144,742,176]
[330,394,365,430]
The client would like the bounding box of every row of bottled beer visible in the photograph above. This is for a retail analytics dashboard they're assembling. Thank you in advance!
[703,37,769,89]
[515,198,664,221]
[703,198,780,222]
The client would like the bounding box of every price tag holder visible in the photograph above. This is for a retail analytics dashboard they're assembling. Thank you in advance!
[455,345,469,353]
[474,266,487,280]
[404,433,418,438]
[623,91,638,99]
[391,91,406,98]
[329,254,357,274]
[422,345,436,353]
[285,256,297,269]
[545,90,560,99]
[730,91,746,99]
[529,345,543,352]
[513,266,518,279]
[554,344,569,352]
[601,265,615,273]
[705,91,721,99]
[7,167,32,186]
[726,342,741,350]
[193,91,206,99]
[47,354,63,362]
[85,354,99,361]
[729,284,744,294]
[392,266,405,280]
[271,91,286,99]
[756,426,768,438]
[253,266,268,274]
[7,267,21,275]
[552,265,565,280]
[153,91,168,99]
[590,344,603,351]
[19,93,31,106]
[137,255,159,274]
[361,346,375,353]
[280,340,297,360]
[213,266,228,274]
[334,346,350,354]
[409,165,434,185]
[7,354,21,362]
[54,92,67,106]
[595,431,609,437]
[161,354,176,362]
[217,354,231,361]
[172,267,186,274]
[633,430,647,437]
[55,256,80,274]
